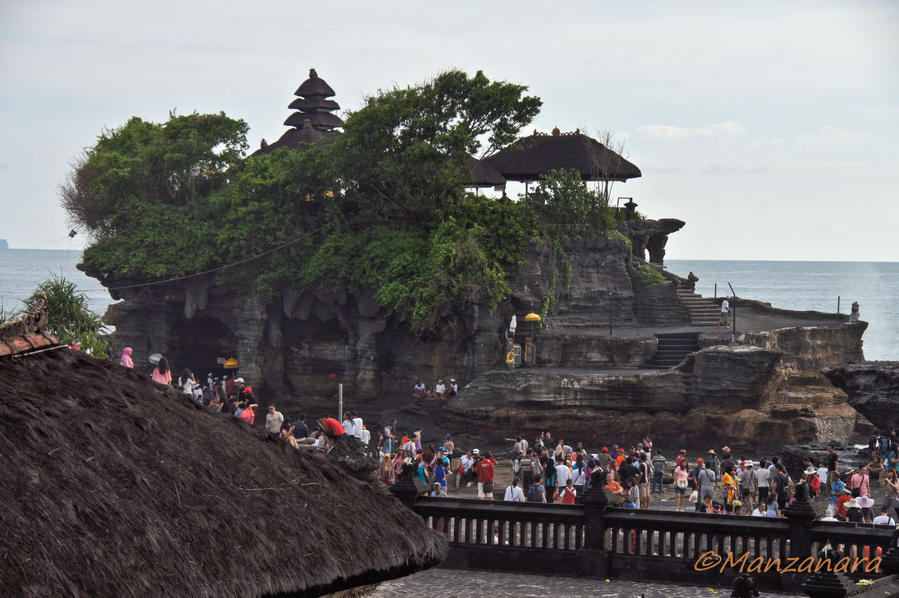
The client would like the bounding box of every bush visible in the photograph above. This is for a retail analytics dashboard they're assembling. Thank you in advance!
[634,264,667,286]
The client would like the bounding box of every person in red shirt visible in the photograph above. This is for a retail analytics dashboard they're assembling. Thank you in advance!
[476,451,496,500]
[836,491,853,519]
[560,479,577,504]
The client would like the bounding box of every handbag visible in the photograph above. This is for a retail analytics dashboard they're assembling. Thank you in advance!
[676,478,688,489]
[688,490,699,503]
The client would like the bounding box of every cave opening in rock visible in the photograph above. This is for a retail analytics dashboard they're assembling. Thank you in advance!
[167,316,238,379]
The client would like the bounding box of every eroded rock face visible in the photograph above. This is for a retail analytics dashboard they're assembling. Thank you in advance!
[823,362,899,431]
[446,325,870,447]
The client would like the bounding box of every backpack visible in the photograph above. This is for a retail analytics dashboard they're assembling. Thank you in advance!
[512,458,521,474]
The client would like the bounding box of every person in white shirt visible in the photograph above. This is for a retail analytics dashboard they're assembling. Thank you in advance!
[504,478,525,502]
[555,457,572,493]
[873,508,897,526]
[457,450,475,489]
[718,298,730,328]
[361,425,370,445]
[413,381,426,398]
[756,459,771,502]
[817,465,829,489]
[751,497,767,517]
[351,412,363,440]
[432,380,446,398]
[265,405,284,441]
[342,412,355,437]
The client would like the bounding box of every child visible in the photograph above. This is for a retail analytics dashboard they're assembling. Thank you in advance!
[560,479,577,505]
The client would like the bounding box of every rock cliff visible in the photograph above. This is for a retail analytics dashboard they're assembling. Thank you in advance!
[822,362,899,431]
[87,220,868,447]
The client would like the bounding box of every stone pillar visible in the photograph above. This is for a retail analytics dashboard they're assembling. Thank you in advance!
[582,470,609,550]
[784,492,815,558]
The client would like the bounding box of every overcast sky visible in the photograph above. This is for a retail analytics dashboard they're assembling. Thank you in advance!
[1,1,897,261]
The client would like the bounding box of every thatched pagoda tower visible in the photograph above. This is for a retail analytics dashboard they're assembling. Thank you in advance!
[253,68,343,156]
[0,315,445,596]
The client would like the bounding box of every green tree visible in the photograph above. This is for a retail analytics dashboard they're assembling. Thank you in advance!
[528,169,615,237]
[22,275,109,351]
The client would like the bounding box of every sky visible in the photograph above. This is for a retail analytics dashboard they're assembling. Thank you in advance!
[1,1,897,261]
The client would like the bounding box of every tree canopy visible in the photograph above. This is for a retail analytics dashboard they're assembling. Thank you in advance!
[64,70,623,334]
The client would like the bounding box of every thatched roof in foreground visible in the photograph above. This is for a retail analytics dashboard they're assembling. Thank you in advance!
[482,130,642,182]
[0,349,445,597]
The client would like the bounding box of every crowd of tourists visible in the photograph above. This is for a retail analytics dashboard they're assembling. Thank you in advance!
[116,346,899,526]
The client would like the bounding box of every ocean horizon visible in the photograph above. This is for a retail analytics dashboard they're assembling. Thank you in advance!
[1,249,895,360]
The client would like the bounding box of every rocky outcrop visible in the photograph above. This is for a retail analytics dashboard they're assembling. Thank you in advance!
[823,362,899,431]
[447,324,871,447]
[617,218,685,264]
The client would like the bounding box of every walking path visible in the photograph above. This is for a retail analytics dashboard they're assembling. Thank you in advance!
[371,569,802,597]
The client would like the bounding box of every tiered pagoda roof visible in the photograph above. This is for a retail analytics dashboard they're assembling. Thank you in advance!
[253,68,342,156]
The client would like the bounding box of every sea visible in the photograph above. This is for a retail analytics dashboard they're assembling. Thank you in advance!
[0,249,896,360]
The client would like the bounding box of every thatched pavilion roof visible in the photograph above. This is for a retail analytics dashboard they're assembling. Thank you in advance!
[0,349,445,597]
[252,121,332,156]
[482,128,642,182]
[465,157,507,188]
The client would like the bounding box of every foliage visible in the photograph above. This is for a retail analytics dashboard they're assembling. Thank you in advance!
[634,264,667,286]
[527,169,617,238]
[22,275,109,350]
[63,70,551,334]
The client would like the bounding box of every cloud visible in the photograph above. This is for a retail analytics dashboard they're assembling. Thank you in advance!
[635,121,746,140]
[796,125,869,148]
[703,163,769,175]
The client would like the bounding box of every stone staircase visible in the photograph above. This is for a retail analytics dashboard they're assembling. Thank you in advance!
[676,285,721,326]
[641,332,700,369]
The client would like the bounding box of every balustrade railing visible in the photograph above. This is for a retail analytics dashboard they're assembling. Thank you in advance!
[405,492,898,593]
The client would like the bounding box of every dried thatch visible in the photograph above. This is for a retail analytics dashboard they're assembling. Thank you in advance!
[482,130,642,182]
[294,69,336,99]
[0,349,445,597]
[465,157,506,188]
[252,121,333,157]
[288,97,340,112]
[284,111,343,130]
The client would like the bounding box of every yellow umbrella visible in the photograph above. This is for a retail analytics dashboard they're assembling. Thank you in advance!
[524,313,541,340]
[223,357,240,370]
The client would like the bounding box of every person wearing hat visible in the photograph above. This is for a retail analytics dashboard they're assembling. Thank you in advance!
[739,461,757,513]
[732,499,743,516]
[706,449,720,481]
[858,495,876,523]
[449,378,458,395]
[844,497,863,522]
[457,449,475,489]
[804,466,821,502]
[836,488,853,519]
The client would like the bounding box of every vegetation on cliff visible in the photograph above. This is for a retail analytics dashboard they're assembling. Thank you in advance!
[64,70,627,334]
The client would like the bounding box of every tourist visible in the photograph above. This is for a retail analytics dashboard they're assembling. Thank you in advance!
[342,412,355,437]
[151,356,172,386]
[772,463,791,509]
[752,498,767,517]
[542,457,558,503]
[826,443,839,473]
[265,405,284,442]
[351,411,363,440]
[604,472,626,505]
[721,465,738,504]
[888,443,899,476]
[178,369,199,398]
[867,455,885,480]
[756,457,770,503]
[845,497,863,523]
[560,478,577,505]
[873,506,896,527]
[442,434,455,466]
[433,454,449,493]
[449,378,458,395]
[292,415,308,439]
[571,456,587,499]
[382,421,395,455]
[504,478,525,502]
[279,422,299,450]
[880,468,899,514]
[476,451,496,500]
[430,482,447,498]
[699,459,717,506]
[555,456,572,498]
[804,466,821,502]
[738,461,757,513]
[527,477,547,503]
[637,454,651,509]
[624,480,639,509]
[119,347,134,368]
[718,297,730,328]
[432,379,446,398]
[379,454,394,485]
[416,457,429,485]
[673,461,689,511]
[859,495,875,523]
[732,500,743,516]
[413,380,426,398]
[835,489,852,520]
[698,494,713,514]
[238,402,258,426]
[457,449,475,488]
[651,451,666,494]
[765,496,780,518]
[850,465,870,498]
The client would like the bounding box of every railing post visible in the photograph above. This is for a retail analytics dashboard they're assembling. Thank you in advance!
[389,462,424,508]
[784,488,816,590]
[582,471,609,550]
[800,547,854,598]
